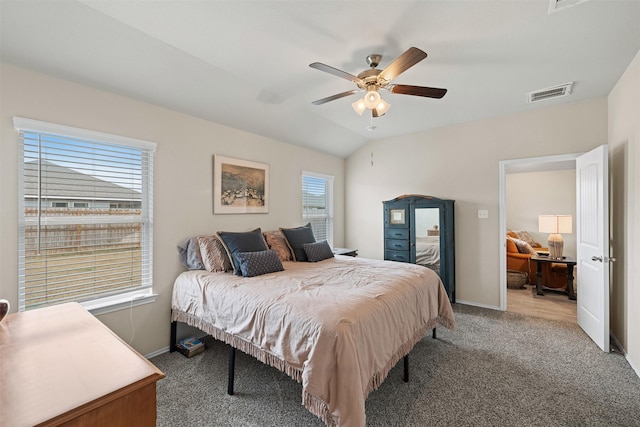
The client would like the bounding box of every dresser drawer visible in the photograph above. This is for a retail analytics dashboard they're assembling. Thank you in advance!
[385,250,410,263]
[384,228,410,240]
[385,239,410,251]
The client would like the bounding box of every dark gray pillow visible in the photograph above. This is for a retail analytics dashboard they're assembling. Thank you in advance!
[217,228,268,275]
[303,240,334,263]
[280,223,316,262]
[235,250,284,277]
[177,237,204,270]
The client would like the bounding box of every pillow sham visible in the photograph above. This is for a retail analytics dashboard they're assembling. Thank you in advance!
[511,237,538,255]
[235,249,284,277]
[263,230,293,262]
[515,230,536,246]
[197,235,233,272]
[506,236,519,254]
[303,240,334,263]
[177,237,204,270]
[217,228,269,275]
[280,223,316,262]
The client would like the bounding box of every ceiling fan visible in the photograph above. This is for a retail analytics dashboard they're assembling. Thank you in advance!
[309,47,447,117]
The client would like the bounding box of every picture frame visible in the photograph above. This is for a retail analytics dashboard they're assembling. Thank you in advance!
[213,155,269,214]
[390,208,406,225]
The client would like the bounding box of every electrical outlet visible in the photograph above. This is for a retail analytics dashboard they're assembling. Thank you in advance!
[478,209,489,219]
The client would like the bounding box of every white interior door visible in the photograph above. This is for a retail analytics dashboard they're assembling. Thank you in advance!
[576,145,609,352]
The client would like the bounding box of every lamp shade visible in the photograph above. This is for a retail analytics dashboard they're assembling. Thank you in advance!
[538,215,572,234]
[375,98,391,115]
[363,89,381,109]
[539,214,572,259]
[351,99,366,115]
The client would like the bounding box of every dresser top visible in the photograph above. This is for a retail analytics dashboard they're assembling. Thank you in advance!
[0,302,164,426]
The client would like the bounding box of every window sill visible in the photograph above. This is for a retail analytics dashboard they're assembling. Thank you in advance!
[82,290,157,316]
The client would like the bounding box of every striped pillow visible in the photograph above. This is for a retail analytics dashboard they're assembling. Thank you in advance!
[197,235,232,272]
[263,230,293,262]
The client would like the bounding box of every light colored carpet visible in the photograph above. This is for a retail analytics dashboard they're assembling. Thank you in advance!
[151,304,640,426]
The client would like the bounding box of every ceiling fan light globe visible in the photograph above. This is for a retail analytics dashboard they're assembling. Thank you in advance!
[363,90,381,109]
[351,99,366,116]
[376,99,391,115]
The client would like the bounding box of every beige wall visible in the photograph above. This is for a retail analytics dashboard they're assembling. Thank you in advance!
[506,170,577,258]
[1,51,637,372]
[608,49,640,375]
[0,63,345,356]
[345,98,607,308]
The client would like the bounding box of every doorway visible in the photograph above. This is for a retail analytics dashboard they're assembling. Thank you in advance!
[499,153,581,322]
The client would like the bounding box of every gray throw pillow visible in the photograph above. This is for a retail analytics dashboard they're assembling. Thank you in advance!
[303,240,334,262]
[235,250,284,277]
[217,228,268,275]
[177,237,204,270]
[280,223,316,262]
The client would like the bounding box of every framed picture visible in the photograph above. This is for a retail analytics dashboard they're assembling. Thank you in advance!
[390,208,406,225]
[213,155,269,214]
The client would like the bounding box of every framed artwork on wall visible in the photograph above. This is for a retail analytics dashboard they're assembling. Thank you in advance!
[213,155,269,214]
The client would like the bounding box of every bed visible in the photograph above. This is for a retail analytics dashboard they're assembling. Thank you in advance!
[171,255,455,427]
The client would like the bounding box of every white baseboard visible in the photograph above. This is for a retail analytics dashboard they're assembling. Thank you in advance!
[627,354,640,379]
[612,333,640,379]
[145,346,169,359]
[454,299,501,311]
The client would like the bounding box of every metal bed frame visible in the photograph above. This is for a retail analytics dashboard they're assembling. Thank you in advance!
[170,317,437,395]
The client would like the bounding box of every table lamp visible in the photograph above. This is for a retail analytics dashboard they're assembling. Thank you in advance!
[538,215,572,259]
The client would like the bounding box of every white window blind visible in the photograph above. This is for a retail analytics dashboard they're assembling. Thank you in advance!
[14,117,156,311]
[302,172,334,247]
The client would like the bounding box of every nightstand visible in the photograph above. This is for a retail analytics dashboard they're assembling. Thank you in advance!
[333,247,358,257]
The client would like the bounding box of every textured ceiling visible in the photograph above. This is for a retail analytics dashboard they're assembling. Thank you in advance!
[2,0,640,157]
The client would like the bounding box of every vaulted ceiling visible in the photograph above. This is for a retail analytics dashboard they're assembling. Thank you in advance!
[2,1,640,157]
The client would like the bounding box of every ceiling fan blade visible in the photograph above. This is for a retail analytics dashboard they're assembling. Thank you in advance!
[390,85,447,99]
[309,62,363,84]
[379,47,428,81]
[311,90,359,105]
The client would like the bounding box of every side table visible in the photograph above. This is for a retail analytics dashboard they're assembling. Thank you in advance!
[531,255,577,300]
[333,247,358,257]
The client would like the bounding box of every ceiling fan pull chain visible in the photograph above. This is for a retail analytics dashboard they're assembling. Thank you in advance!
[367,113,377,132]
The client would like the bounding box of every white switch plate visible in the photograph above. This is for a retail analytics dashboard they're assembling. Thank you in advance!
[478,209,489,219]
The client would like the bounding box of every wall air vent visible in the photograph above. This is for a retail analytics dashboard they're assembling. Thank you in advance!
[548,0,590,14]
[527,82,573,104]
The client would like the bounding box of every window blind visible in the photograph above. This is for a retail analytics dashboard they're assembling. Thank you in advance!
[14,117,156,311]
[302,172,334,247]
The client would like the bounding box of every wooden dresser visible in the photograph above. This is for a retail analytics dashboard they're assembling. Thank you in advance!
[0,302,164,427]
[383,194,456,302]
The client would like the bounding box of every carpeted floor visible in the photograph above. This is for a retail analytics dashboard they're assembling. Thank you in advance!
[151,304,640,426]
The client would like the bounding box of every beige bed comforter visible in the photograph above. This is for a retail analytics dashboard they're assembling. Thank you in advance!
[171,256,455,427]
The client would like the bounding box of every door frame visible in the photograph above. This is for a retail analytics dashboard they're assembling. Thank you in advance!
[498,153,582,311]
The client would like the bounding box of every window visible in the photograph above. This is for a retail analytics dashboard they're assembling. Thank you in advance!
[14,117,156,313]
[302,172,334,247]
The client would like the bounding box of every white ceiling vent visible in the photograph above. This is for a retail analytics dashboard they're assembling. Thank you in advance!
[527,82,573,104]
[548,0,590,14]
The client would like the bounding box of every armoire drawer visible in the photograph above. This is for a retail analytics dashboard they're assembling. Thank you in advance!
[384,228,410,240]
[385,250,410,263]
[385,239,410,251]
